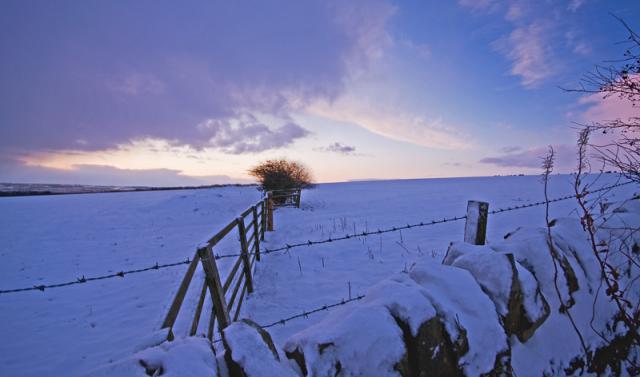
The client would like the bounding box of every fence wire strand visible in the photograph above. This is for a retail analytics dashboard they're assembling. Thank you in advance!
[1,180,633,296]
[215,215,468,260]
[0,259,191,294]
[214,180,635,260]
[211,294,366,343]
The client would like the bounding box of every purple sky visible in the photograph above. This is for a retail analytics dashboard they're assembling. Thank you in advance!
[1,0,638,185]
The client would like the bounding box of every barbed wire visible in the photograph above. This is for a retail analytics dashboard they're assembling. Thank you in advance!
[211,294,366,344]
[260,294,367,329]
[214,181,635,260]
[488,180,634,214]
[214,215,468,260]
[2,180,633,296]
[0,259,192,295]
[208,181,636,345]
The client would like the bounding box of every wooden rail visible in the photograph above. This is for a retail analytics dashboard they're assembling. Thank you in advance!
[160,189,302,340]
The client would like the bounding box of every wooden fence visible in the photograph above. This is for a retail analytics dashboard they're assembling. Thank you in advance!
[159,189,300,341]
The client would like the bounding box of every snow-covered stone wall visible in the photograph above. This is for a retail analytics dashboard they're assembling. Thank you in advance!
[231,197,639,376]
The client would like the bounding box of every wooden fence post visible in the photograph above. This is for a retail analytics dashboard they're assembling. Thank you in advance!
[251,206,261,261]
[464,200,489,245]
[260,200,266,240]
[198,245,230,331]
[295,188,301,208]
[237,217,254,293]
[267,192,274,231]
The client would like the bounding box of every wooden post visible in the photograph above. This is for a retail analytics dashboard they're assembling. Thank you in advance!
[189,280,208,336]
[237,217,254,293]
[295,188,301,208]
[260,200,266,241]
[267,192,274,231]
[198,245,230,330]
[464,200,489,245]
[160,251,200,340]
[251,206,261,261]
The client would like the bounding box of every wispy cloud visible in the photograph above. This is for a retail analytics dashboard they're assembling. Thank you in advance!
[565,30,592,56]
[567,0,586,12]
[459,1,571,89]
[308,97,470,150]
[479,144,576,170]
[314,142,358,155]
[458,0,500,12]
[576,89,638,123]
[493,21,555,88]
[501,146,523,153]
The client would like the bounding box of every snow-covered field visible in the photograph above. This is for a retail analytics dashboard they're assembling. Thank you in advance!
[0,175,636,377]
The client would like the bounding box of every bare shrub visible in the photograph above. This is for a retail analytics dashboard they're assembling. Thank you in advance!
[248,159,313,203]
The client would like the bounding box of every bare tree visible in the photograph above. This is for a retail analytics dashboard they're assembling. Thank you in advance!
[248,158,313,203]
[560,16,640,373]
[565,16,640,182]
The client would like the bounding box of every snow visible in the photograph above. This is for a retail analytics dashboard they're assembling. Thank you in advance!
[447,245,513,315]
[364,274,437,336]
[83,337,217,377]
[515,263,548,324]
[223,321,298,377]
[409,261,508,376]
[285,302,407,377]
[0,174,637,376]
[0,187,260,377]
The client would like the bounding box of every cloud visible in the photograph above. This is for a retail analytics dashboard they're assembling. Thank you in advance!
[459,1,575,88]
[572,88,639,148]
[198,114,310,154]
[493,21,555,88]
[577,90,638,123]
[479,144,576,170]
[565,30,592,56]
[0,160,250,187]
[501,146,523,153]
[308,97,470,150]
[0,0,395,156]
[458,0,500,12]
[398,38,431,60]
[314,142,358,155]
[567,0,585,12]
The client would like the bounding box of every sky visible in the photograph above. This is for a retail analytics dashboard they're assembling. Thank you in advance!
[1,0,638,186]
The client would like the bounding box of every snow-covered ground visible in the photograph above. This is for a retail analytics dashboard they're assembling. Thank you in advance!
[0,175,636,376]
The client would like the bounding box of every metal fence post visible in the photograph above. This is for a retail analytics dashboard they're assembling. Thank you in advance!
[464,200,489,245]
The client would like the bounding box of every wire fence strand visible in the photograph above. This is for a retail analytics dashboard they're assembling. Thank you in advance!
[488,180,633,215]
[215,215,468,260]
[0,259,192,294]
[1,180,633,296]
[214,180,635,260]
[211,294,366,343]
[208,180,636,344]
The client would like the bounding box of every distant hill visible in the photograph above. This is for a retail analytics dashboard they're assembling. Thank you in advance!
[0,182,256,197]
